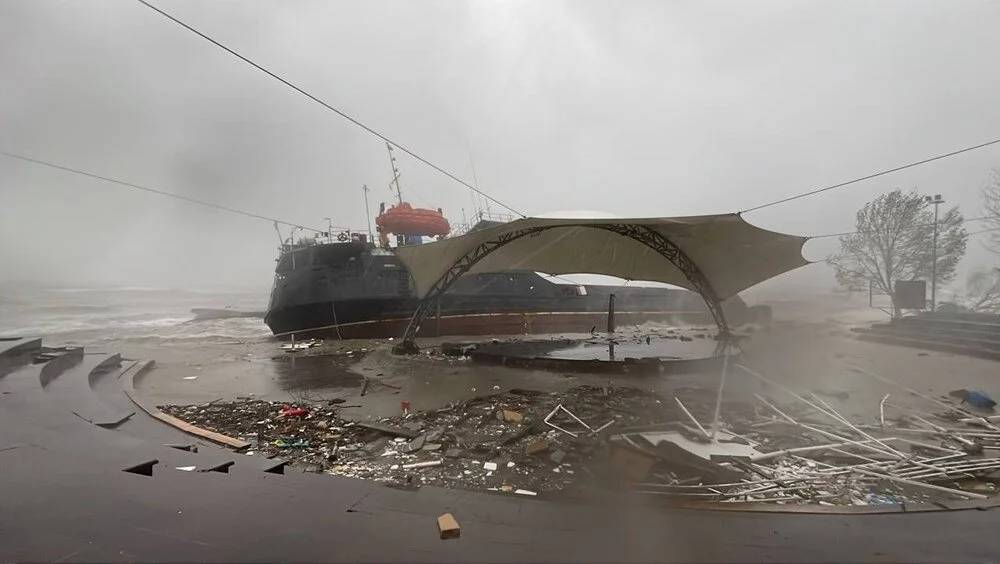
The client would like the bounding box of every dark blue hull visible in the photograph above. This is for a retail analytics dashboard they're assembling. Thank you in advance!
[264,241,742,338]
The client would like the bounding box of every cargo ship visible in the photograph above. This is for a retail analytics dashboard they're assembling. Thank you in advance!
[264,146,745,339]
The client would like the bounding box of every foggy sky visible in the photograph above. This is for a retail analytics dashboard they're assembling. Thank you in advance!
[2,0,999,299]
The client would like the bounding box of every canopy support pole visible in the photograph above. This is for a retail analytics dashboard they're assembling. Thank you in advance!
[392,223,731,354]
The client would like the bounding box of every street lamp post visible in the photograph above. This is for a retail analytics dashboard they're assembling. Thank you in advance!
[925,194,944,311]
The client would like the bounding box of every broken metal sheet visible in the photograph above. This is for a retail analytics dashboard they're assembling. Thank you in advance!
[635,429,763,461]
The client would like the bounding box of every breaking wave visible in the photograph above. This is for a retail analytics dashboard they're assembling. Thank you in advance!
[0,287,270,345]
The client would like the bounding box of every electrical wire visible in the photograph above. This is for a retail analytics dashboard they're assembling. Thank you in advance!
[135,0,526,219]
[967,225,1000,237]
[9,146,998,244]
[806,214,1000,240]
[741,137,1000,213]
[0,150,355,233]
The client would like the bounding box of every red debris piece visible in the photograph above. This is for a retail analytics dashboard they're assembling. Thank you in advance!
[279,405,309,418]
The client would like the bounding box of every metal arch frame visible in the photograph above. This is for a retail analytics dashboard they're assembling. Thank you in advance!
[594,223,730,338]
[393,223,731,353]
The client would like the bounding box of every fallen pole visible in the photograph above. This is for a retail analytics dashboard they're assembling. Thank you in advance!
[753,393,915,461]
[812,452,967,477]
[742,365,949,474]
[634,477,812,490]
[850,465,989,500]
[893,437,966,455]
[543,404,580,438]
[674,397,711,439]
[809,392,904,458]
[858,426,1000,440]
[843,363,1000,431]
[880,394,890,428]
[739,365,903,457]
[908,413,978,447]
[959,414,1000,425]
[800,452,988,500]
[900,460,1000,479]
[819,445,974,482]
[751,438,893,462]
[710,342,731,440]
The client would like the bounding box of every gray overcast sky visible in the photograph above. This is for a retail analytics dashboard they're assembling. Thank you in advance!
[2,0,999,297]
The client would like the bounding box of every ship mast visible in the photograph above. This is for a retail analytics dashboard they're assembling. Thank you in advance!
[469,156,491,220]
[362,184,374,241]
[386,143,403,205]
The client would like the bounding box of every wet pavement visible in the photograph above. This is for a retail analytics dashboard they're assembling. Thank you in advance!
[128,316,1000,426]
[137,319,1000,508]
[9,314,1000,561]
[478,329,721,362]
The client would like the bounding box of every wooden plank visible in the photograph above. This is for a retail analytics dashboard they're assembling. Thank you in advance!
[153,411,250,450]
[120,359,250,449]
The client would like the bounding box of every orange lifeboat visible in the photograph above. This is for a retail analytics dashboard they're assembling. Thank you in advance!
[375,202,450,237]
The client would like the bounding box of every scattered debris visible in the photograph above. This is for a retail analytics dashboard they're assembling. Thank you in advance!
[402,460,442,469]
[950,389,997,410]
[437,513,460,539]
[544,404,611,437]
[162,385,666,495]
[161,373,1000,505]
[279,406,309,419]
[501,410,524,424]
[525,438,549,456]
[354,422,419,438]
[281,339,322,352]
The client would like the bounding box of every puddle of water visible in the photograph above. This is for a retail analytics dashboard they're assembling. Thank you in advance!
[540,339,718,361]
[270,355,364,392]
[475,337,720,362]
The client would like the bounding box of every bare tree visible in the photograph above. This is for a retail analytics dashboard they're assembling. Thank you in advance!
[828,189,968,316]
[964,267,1000,313]
[983,169,1000,255]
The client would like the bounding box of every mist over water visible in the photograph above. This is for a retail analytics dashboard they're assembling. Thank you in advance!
[0,285,270,345]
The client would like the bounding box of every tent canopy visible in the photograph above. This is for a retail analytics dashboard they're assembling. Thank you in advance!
[394,214,808,301]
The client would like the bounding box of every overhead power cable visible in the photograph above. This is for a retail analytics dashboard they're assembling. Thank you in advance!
[806,214,1000,240]
[135,0,526,219]
[741,137,1000,214]
[967,225,1000,237]
[0,150,347,233]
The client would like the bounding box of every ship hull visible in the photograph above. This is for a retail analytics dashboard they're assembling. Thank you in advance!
[264,241,743,339]
[265,299,720,339]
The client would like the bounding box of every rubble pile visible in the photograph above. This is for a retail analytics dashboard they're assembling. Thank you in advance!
[622,398,993,506]
[162,370,1000,507]
[620,370,1000,506]
[161,385,671,495]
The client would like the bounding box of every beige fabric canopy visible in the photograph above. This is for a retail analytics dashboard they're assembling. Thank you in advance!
[394,213,808,300]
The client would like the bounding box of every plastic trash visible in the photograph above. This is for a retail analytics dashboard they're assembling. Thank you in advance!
[950,389,997,409]
[279,405,309,418]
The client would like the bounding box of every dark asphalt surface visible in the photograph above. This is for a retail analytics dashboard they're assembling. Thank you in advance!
[3,337,1000,562]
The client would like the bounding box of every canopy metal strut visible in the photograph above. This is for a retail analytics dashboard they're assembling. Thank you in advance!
[392,223,731,354]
